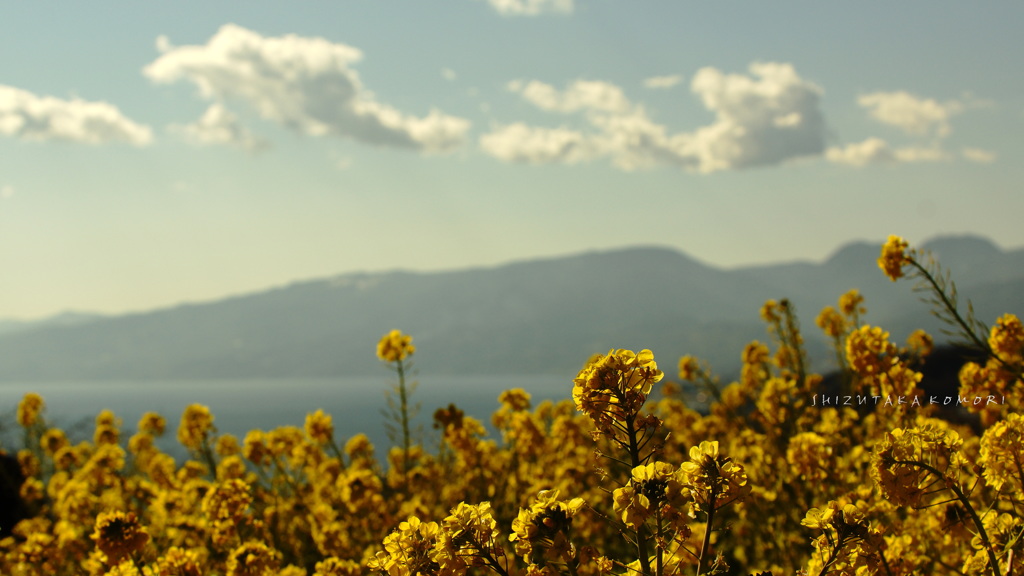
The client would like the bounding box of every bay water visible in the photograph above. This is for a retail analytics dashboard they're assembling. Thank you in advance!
[0,375,573,458]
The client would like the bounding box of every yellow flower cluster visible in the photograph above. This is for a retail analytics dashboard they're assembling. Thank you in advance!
[572,349,663,433]
[878,234,910,281]
[377,329,416,363]
[510,490,585,567]
[2,235,1022,576]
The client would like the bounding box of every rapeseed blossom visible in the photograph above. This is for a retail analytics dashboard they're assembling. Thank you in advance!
[91,511,149,564]
[377,329,416,362]
[177,404,215,451]
[17,392,44,427]
[572,348,662,432]
[878,234,910,281]
[1,248,1022,576]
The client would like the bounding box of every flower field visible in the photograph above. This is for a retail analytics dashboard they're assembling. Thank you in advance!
[1,236,1022,576]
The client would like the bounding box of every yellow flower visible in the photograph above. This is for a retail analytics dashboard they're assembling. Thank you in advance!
[153,546,202,576]
[177,404,215,451]
[760,299,780,323]
[787,432,833,481]
[510,489,585,562]
[800,506,836,530]
[314,557,363,576]
[678,355,700,381]
[371,516,445,576]
[438,502,501,572]
[815,306,845,338]
[838,289,865,318]
[845,325,896,376]
[878,235,910,281]
[680,441,750,512]
[226,541,281,576]
[612,461,686,528]
[498,388,532,411]
[573,348,663,431]
[377,329,416,362]
[94,424,120,446]
[243,430,269,465]
[41,428,69,455]
[92,511,149,564]
[905,329,934,358]
[216,434,241,456]
[203,478,252,522]
[17,392,44,427]
[138,412,166,436]
[988,313,1024,362]
[871,426,964,507]
[305,409,335,445]
[104,560,142,576]
[979,413,1024,493]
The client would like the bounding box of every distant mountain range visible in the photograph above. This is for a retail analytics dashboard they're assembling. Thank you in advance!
[1,235,1021,381]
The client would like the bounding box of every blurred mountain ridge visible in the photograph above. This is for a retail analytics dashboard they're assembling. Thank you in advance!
[0,234,1021,381]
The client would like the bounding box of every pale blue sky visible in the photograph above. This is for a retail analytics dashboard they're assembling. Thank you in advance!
[1,2,1021,319]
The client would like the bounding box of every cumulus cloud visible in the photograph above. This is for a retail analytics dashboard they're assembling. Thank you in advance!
[827,90,995,168]
[480,123,597,164]
[481,0,574,16]
[144,24,469,153]
[644,75,684,89]
[486,62,827,173]
[962,147,996,164]
[508,79,631,114]
[679,62,826,172]
[0,85,152,146]
[825,138,894,166]
[857,91,963,138]
[172,104,269,152]
[825,138,951,166]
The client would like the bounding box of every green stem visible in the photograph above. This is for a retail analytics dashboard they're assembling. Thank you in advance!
[695,490,717,576]
[397,360,410,492]
[909,260,991,356]
[625,415,652,576]
[815,534,849,576]
[891,458,1000,576]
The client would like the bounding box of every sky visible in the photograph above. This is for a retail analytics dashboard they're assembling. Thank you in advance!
[1,1,1022,320]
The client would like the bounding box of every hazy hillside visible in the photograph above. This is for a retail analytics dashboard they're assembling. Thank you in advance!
[0,235,1021,381]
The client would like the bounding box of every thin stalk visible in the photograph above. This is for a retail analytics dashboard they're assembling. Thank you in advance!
[892,458,1000,576]
[695,490,717,576]
[815,534,849,576]
[626,415,652,576]
[909,260,991,355]
[397,360,410,492]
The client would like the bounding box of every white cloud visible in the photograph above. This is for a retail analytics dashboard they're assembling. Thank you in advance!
[962,147,996,164]
[481,0,574,16]
[172,104,269,152]
[678,62,827,172]
[826,138,950,166]
[155,34,173,54]
[486,62,828,173]
[144,24,469,153]
[857,91,962,137]
[479,123,597,164]
[644,75,684,89]
[0,85,152,146]
[509,79,631,114]
[825,138,894,166]
[441,68,457,81]
[892,146,950,163]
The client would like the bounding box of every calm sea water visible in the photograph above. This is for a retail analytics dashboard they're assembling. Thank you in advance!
[0,375,573,457]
